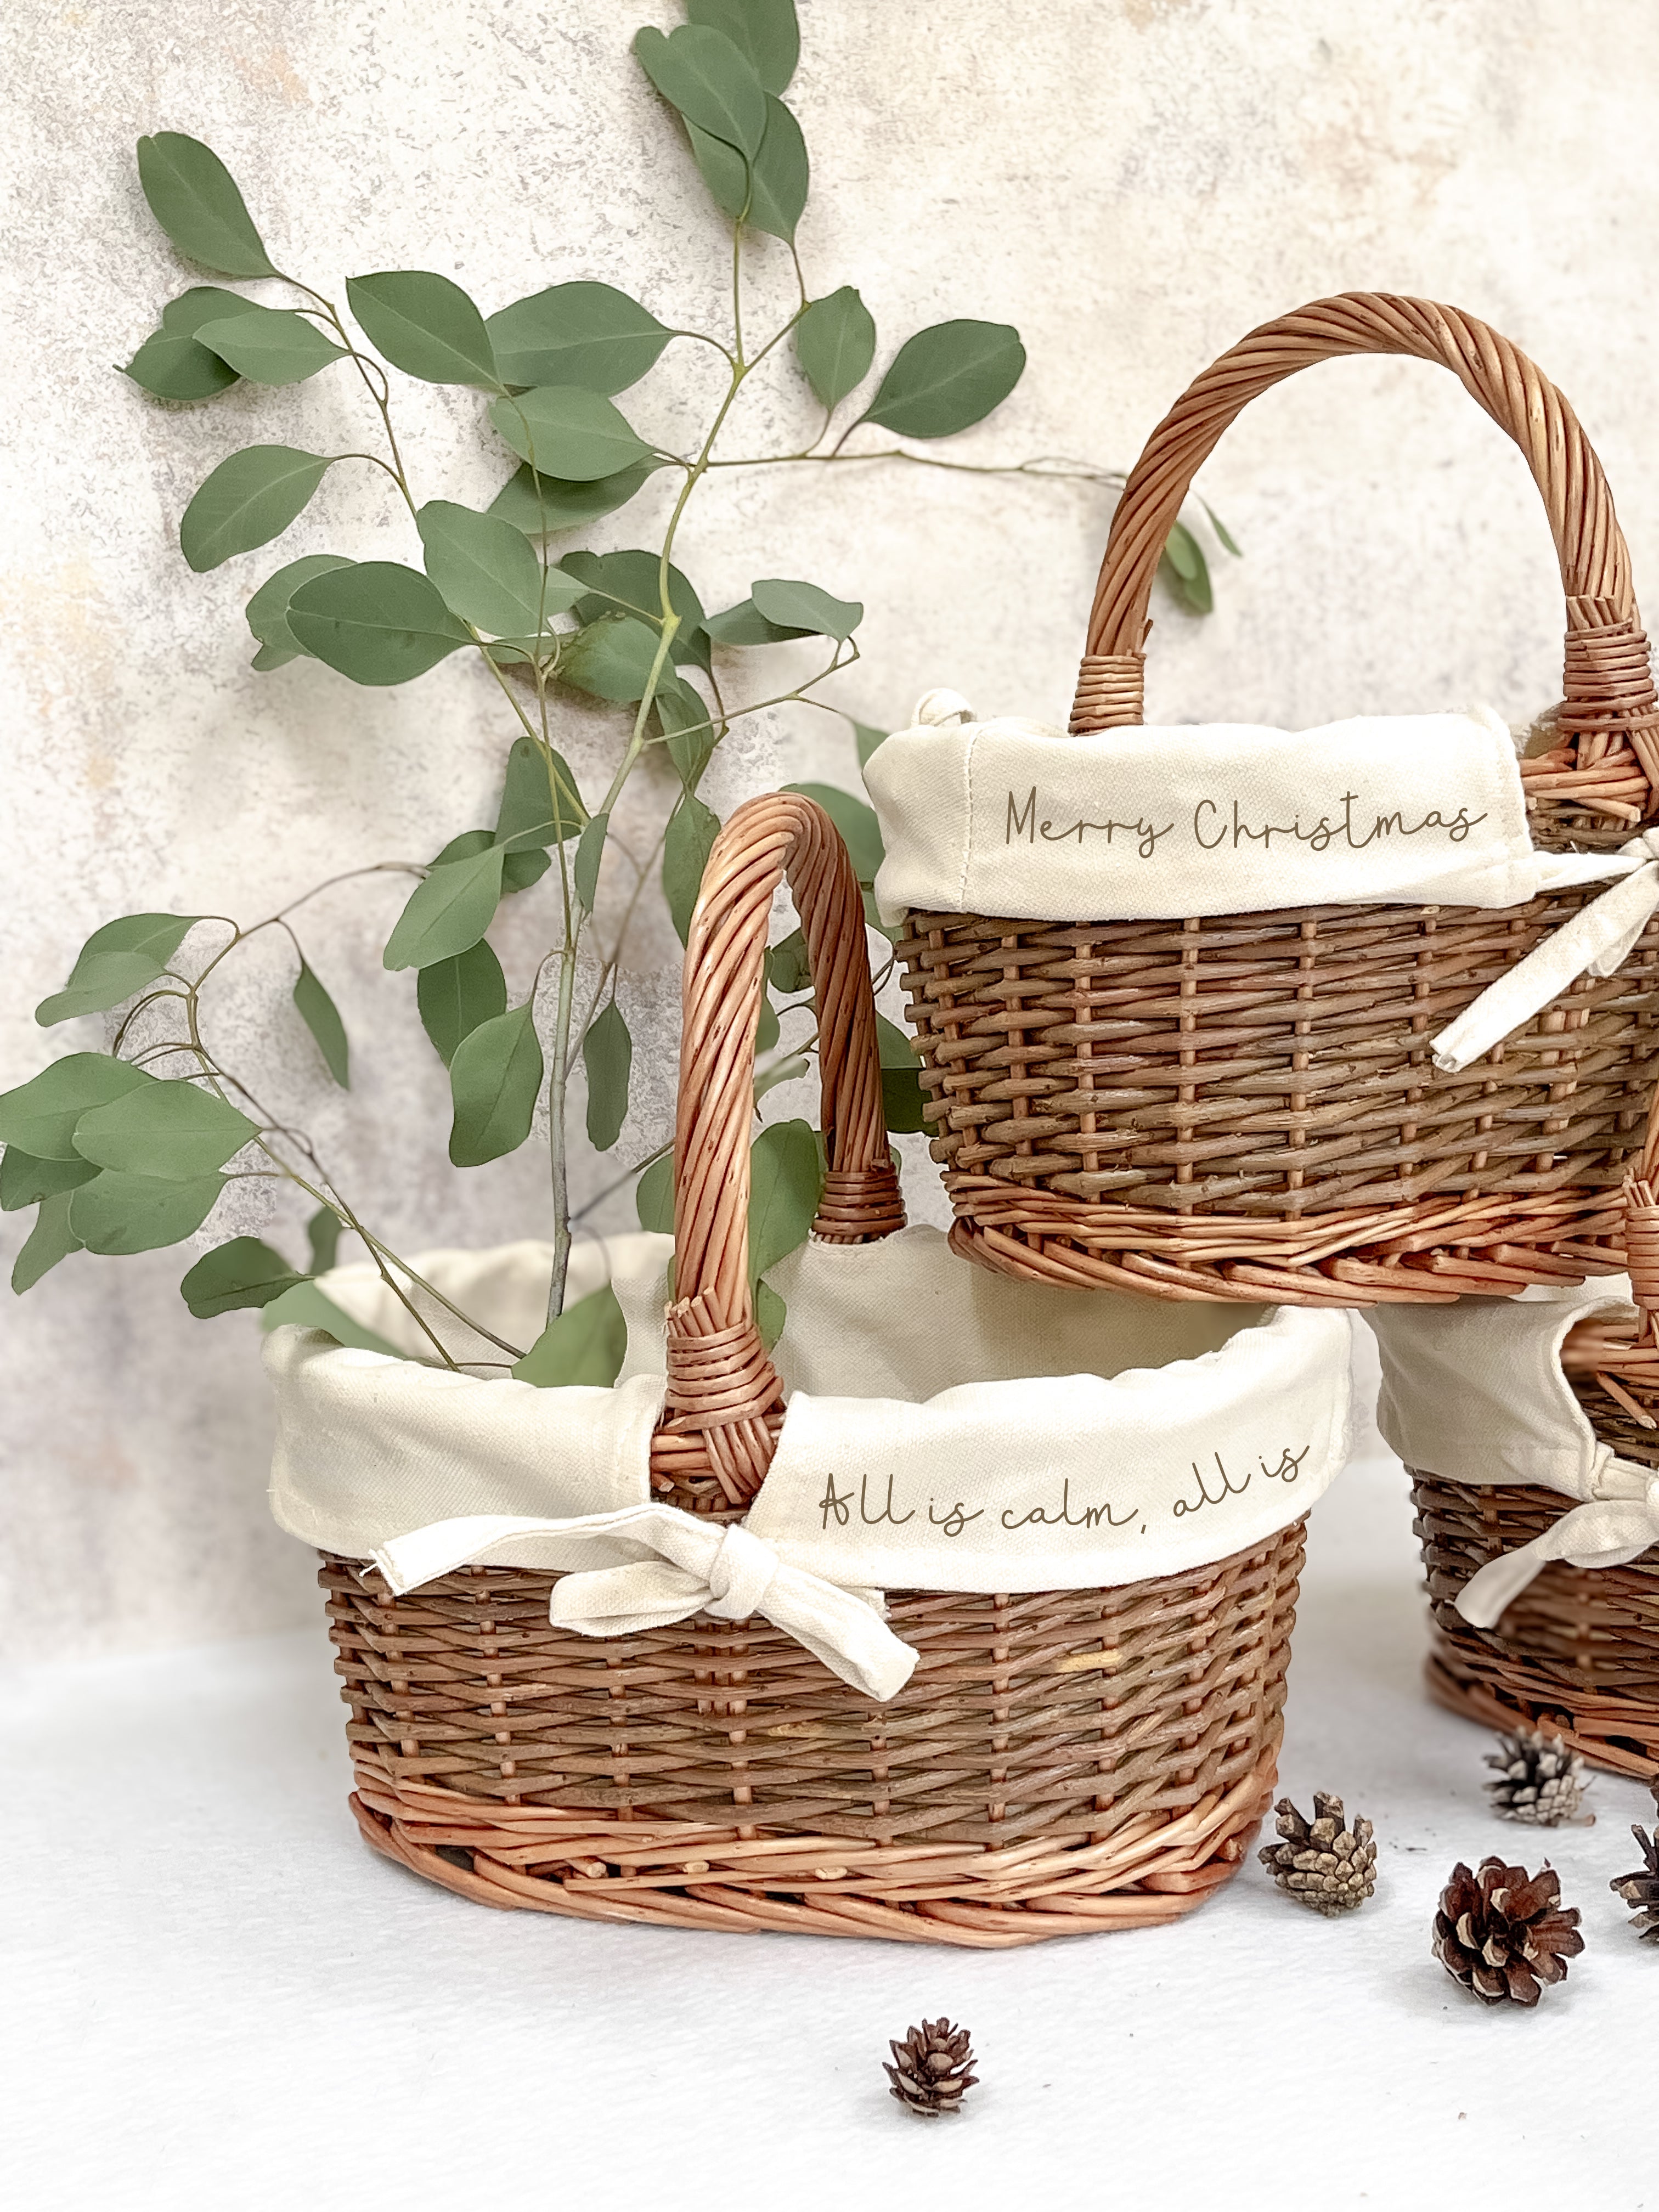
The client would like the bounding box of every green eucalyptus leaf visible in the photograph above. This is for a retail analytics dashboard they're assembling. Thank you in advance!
[655,674,715,787]
[258,1279,405,1357]
[36,913,202,1027]
[686,0,799,93]
[245,553,354,668]
[635,1150,674,1234]
[794,287,876,410]
[292,960,349,1087]
[751,577,861,641]
[562,549,708,668]
[70,1168,226,1255]
[123,327,241,401]
[136,133,275,278]
[383,845,506,972]
[488,387,653,482]
[287,561,471,685]
[877,1011,928,1132]
[181,1235,308,1318]
[194,307,347,386]
[781,781,884,883]
[862,320,1026,438]
[558,615,663,703]
[634,24,768,158]
[306,1206,343,1274]
[852,719,888,771]
[72,1080,258,1179]
[512,1282,627,1388]
[574,812,609,914]
[345,270,500,388]
[703,596,812,646]
[747,1116,822,1285]
[662,793,721,944]
[0,1056,154,1160]
[162,286,251,336]
[755,995,781,1054]
[876,1012,919,1069]
[448,1000,544,1167]
[0,1147,99,1210]
[488,459,667,536]
[1201,499,1243,558]
[12,1189,82,1293]
[417,940,508,1066]
[416,500,555,637]
[487,282,671,395]
[495,735,587,850]
[754,1277,786,1351]
[583,1001,632,1153]
[502,848,550,894]
[766,927,810,996]
[1160,521,1213,614]
[179,445,333,573]
[685,94,807,241]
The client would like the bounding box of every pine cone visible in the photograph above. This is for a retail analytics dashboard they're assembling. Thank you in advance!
[1483,1727,1593,1826]
[1434,1858,1584,2005]
[884,2018,977,2118]
[1610,1784,1659,1942]
[1257,1791,1376,1915]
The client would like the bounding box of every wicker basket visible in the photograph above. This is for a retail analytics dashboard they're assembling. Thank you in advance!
[895,293,1659,1308]
[318,792,1316,1945]
[1413,1105,1659,1780]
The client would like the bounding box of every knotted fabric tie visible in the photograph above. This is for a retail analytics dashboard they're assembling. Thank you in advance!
[373,1502,918,1702]
[1431,828,1659,1073]
[1455,1459,1659,1628]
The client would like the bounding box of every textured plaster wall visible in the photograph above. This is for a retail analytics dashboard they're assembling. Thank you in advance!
[3,0,1657,1657]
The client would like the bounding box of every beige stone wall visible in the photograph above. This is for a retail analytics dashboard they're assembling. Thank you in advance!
[3,0,1652,1654]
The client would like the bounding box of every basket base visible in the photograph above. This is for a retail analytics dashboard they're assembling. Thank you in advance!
[946,1195,1626,1310]
[346,1756,1277,1948]
[1423,1641,1659,1782]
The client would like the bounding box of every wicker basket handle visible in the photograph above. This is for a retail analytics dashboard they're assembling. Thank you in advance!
[663,791,904,1498]
[1071,292,1658,793]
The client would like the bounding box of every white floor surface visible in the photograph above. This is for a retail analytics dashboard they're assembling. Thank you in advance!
[4,1450,1654,2212]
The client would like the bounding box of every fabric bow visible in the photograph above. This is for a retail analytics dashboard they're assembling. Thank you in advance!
[1455,1458,1659,1628]
[1431,828,1659,1073]
[373,1502,918,1702]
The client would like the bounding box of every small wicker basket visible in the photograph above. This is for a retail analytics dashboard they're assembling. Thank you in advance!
[1414,1110,1659,1780]
[321,793,1314,1945]
[896,293,1659,1308]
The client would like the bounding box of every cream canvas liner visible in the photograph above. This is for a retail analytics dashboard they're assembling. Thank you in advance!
[266,1227,1353,1700]
[865,691,1659,1074]
[1368,1280,1659,1628]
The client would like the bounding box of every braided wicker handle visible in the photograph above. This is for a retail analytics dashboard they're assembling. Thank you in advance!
[1072,292,1659,797]
[663,791,904,1500]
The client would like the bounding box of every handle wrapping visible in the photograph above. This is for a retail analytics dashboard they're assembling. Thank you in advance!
[1071,293,1659,802]
[662,791,902,1504]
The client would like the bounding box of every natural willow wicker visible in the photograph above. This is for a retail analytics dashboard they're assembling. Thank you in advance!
[897,294,1659,1307]
[328,793,1307,1942]
[1414,1094,1659,1779]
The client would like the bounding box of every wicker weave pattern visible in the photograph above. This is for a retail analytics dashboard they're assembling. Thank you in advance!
[301,792,1313,1942]
[324,1522,1302,1945]
[898,294,1659,1306]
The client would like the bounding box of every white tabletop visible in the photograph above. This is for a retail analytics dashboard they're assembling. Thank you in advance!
[5,1451,1653,2212]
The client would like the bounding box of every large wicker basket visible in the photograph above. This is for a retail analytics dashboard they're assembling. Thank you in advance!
[896,293,1659,1308]
[325,793,1311,1945]
[1413,1109,1659,1780]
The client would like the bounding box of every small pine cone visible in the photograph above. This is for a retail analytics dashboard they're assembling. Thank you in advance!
[1257,1791,1377,1915]
[884,2018,977,2118]
[1433,1857,1584,2006]
[1483,1727,1593,1827]
[1611,1817,1659,1942]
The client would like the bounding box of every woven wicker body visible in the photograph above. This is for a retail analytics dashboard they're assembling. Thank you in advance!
[898,294,1659,1306]
[328,1525,1303,1947]
[314,794,1308,1942]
